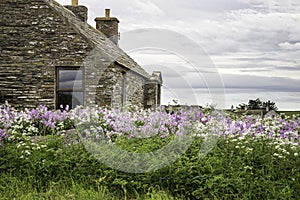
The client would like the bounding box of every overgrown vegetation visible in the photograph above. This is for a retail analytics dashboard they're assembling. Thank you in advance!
[1,136,299,199]
[0,103,299,199]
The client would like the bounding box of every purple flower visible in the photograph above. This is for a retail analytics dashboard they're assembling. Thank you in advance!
[0,128,9,145]
[28,109,40,120]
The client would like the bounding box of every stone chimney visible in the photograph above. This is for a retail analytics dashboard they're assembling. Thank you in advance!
[64,0,88,22]
[95,9,120,45]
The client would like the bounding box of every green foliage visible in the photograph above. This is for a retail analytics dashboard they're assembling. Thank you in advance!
[115,135,175,153]
[1,104,300,199]
[1,134,299,199]
[237,98,278,111]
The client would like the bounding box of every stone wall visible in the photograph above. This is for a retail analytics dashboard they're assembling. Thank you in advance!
[0,0,150,109]
[144,72,162,109]
[124,70,145,108]
[144,83,161,109]
[87,62,146,109]
[0,0,91,109]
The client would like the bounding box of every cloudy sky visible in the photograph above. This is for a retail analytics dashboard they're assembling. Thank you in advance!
[57,0,300,110]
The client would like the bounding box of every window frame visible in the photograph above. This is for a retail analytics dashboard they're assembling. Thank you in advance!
[55,67,84,109]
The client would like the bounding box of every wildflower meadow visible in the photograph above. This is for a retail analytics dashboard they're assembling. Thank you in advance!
[0,102,299,199]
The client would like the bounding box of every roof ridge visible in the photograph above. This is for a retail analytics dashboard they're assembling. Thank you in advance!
[42,0,150,78]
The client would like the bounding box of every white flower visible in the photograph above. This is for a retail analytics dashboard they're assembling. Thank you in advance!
[294,153,299,156]
[24,150,31,155]
[244,166,252,170]
[291,146,297,150]
[238,136,245,140]
[246,147,253,152]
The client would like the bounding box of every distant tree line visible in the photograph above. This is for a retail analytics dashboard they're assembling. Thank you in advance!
[235,98,278,111]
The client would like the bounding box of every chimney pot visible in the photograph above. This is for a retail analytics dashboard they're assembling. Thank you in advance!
[105,9,110,18]
[72,0,78,6]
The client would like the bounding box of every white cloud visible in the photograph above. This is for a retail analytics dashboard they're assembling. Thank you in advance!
[130,0,163,16]
[279,42,300,50]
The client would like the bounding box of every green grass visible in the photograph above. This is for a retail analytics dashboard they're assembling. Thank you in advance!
[0,176,180,200]
[278,111,300,116]
[1,135,300,199]
[0,177,114,200]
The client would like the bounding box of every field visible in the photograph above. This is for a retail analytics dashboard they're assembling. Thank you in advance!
[0,103,299,199]
[279,111,300,117]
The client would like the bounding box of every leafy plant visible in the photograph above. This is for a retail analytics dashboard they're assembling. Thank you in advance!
[0,103,299,199]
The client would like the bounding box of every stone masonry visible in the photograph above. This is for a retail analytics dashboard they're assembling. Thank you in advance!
[0,0,162,109]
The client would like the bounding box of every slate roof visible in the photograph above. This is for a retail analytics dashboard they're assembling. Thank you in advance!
[43,0,150,78]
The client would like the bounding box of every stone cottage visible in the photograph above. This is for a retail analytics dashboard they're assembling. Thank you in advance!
[0,0,162,109]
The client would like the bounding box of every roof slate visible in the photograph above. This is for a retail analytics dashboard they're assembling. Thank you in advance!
[43,0,150,78]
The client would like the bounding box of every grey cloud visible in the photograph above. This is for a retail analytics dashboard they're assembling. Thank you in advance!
[151,0,252,12]
[273,66,300,71]
[239,69,271,72]
[164,73,300,92]
[235,57,280,62]
[221,74,300,92]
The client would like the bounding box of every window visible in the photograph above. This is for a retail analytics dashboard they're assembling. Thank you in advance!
[56,67,84,109]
